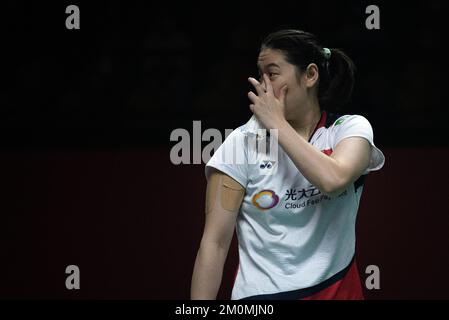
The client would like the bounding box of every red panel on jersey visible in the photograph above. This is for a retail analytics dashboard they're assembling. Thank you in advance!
[301,259,365,300]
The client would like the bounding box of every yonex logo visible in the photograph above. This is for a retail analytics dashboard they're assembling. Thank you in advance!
[260,160,276,169]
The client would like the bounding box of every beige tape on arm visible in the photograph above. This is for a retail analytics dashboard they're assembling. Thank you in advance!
[205,172,245,214]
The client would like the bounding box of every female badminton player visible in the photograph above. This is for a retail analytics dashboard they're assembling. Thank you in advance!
[191,29,385,300]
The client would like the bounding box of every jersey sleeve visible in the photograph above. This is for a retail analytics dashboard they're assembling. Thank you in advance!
[205,126,248,188]
[332,115,385,174]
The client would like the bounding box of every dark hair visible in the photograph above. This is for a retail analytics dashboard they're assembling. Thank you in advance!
[261,29,356,111]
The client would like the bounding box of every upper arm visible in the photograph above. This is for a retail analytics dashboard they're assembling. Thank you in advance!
[329,136,372,195]
[201,169,245,250]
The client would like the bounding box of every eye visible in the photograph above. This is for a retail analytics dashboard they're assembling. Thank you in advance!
[268,72,278,78]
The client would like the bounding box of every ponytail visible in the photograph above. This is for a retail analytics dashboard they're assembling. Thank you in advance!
[319,48,356,110]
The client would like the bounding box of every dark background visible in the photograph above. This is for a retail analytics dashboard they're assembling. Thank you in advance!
[1,0,448,299]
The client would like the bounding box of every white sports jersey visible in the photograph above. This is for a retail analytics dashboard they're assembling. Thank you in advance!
[205,111,385,300]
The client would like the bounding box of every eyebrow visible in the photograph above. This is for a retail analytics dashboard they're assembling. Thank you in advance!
[257,63,281,71]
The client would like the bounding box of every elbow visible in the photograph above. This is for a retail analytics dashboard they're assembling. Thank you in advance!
[320,176,348,198]
[200,237,231,254]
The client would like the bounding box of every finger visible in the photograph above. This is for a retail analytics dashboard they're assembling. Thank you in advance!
[249,104,255,113]
[248,77,266,96]
[247,91,259,103]
[263,73,273,95]
[279,85,288,103]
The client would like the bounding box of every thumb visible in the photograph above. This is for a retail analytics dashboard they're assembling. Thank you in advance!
[280,85,288,103]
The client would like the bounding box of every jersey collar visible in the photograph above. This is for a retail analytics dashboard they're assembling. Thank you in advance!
[308,110,327,143]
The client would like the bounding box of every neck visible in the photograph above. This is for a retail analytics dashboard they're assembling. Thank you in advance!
[286,100,322,141]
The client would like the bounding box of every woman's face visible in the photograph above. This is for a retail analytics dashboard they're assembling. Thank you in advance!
[257,48,315,119]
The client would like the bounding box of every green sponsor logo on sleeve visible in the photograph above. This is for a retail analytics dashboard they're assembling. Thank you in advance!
[335,118,345,126]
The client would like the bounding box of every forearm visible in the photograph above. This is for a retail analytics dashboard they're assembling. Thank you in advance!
[191,241,229,300]
[276,120,345,195]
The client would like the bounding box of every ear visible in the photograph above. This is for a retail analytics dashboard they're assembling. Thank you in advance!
[304,63,319,88]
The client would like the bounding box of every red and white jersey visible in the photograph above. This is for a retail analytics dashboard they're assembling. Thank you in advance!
[205,110,385,300]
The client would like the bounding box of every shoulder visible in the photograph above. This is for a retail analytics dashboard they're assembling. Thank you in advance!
[325,112,385,173]
[329,114,371,129]
[326,114,376,148]
[327,114,373,136]
[221,124,248,144]
[212,124,249,159]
